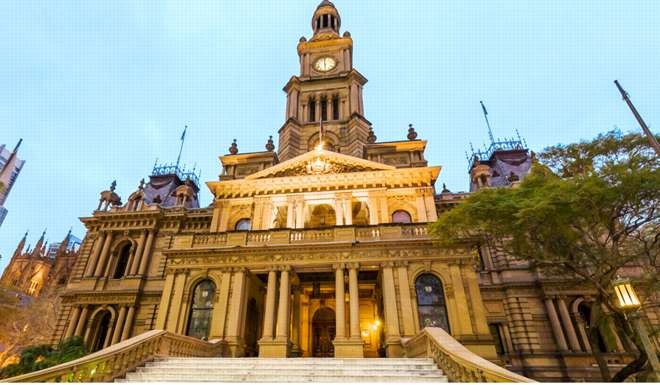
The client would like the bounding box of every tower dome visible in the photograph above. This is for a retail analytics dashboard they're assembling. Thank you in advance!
[312,0,341,37]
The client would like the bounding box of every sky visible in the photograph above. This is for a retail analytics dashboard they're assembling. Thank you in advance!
[1,0,659,272]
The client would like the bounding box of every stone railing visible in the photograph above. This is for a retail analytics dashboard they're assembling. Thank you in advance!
[189,223,430,248]
[1,330,226,383]
[404,327,535,383]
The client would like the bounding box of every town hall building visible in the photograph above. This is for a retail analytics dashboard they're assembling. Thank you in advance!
[38,2,656,382]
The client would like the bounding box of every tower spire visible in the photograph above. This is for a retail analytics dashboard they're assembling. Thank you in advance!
[480,101,495,144]
[13,230,28,259]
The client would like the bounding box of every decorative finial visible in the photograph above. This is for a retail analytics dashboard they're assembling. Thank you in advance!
[265,136,275,152]
[229,139,238,155]
[407,124,418,140]
[441,183,450,193]
[367,126,377,144]
[139,178,145,190]
[110,180,117,192]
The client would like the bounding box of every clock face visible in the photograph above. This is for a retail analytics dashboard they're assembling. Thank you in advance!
[314,57,336,72]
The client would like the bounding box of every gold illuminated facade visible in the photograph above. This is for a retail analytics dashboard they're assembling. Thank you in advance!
[42,2,659,382]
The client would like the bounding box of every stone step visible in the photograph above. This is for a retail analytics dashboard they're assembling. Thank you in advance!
[136,368,441,376]
[121,373,447,383]
[119,357,447,383]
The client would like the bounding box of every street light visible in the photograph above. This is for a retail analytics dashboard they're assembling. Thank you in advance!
[612,276,641,310]
[612,276,660,381]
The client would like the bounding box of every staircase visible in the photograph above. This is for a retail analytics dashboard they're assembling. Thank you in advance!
[118,357,448,382]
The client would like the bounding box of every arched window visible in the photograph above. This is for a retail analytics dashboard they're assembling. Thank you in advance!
[235,218,252,231]
[392,210,412,224]
[186,280,216,340]
[415,274,450,332]
[309,99,316,122]
[332,97,339,120]
[112,243,131,279]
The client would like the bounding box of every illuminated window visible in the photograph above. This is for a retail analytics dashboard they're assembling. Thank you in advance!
[415,274,450,333]
[392,210,412,224]
[186,280,216,340]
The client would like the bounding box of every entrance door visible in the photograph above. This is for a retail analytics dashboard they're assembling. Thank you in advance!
[312,307,336,357]
[244,299,260,357]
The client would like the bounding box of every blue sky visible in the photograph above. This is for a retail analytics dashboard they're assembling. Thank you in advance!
[1,0,659,271]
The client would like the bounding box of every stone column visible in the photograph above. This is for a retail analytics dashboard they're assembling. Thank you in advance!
[295,199,306,229]
[128,230,146,276]
[111,306,127,345]
[342,196,353,226]
[166,272,187,333]
[334,264,346,339]
[449,264,474,335]
[348,264,360,339]
[557,297,582,351]
[396,263,415,337]
[155,272,176,329]
[334,198,345,226]
[210,270,232,340]
[121,306,135,341]
[261,270,278,340]
[138,230,155,276]
[415,193,428,222]
[275,268,291,341]
[65,306,81,339]
[381,263,402,356]
[93,232,114,277]
[75,306,89,337]
[286,201,295,228]
[545,297,569,351]
[226,268,247,357]
[84,233,105,277]
[366,196,379,225]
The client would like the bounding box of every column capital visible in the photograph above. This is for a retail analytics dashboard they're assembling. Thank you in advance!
[380,261,395,269]
[347,262,360,270]
[332,263,346,270]
[279,265,292,272]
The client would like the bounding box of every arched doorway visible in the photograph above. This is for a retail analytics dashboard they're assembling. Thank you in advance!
[186,279,216,340]
[415,274,450,333]
[312,307,336,357]
[306,204,336,228]
[244,298,260,357]
[89,310,112,352]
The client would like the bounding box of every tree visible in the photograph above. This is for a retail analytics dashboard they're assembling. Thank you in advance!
[430,130,659,381]
[0,287,60,369]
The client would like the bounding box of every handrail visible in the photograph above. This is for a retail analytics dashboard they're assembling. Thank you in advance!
[403,327,535,382]
[1,330,226,383]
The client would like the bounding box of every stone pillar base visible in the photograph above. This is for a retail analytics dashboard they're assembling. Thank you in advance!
[258,339,291,357]
[226,338,244,357]
[384,337,403,357]
[333,338,364,358]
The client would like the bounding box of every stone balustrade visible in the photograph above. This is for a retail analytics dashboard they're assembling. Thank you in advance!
[404,327,535,383]
[189,223,430,248]
[1,330,226,383]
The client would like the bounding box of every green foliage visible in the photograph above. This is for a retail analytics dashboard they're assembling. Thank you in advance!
[430,130,659,381]
[432,129,659,289]
[0,337,87,379]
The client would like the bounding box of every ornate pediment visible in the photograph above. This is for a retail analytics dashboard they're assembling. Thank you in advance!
[245,149,394,180]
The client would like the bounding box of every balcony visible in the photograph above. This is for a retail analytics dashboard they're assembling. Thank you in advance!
[179,223,431,249]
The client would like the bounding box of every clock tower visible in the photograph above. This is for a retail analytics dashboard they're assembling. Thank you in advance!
[279,1,371,161]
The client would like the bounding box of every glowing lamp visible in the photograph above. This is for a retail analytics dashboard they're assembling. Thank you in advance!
[612,276,641,311]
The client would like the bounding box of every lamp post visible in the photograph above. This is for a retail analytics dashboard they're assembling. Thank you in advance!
[612,276,660,381]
